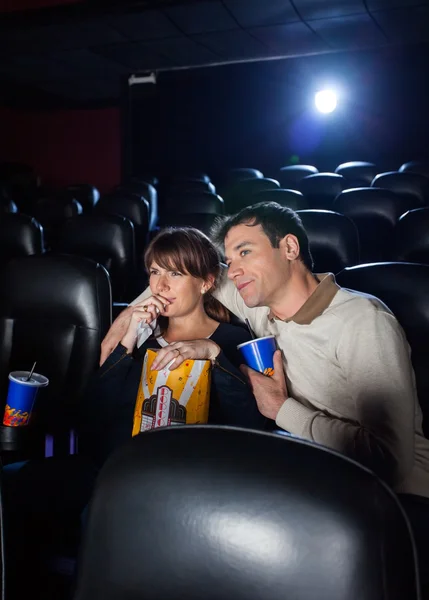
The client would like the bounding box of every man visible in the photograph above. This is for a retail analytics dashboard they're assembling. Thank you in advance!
[101,202,429,498]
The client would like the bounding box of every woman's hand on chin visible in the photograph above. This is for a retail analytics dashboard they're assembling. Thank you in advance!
[152,339,221,371]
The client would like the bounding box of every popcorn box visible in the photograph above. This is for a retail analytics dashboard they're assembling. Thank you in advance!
[132,349,211,435]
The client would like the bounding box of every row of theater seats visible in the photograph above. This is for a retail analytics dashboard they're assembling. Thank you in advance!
[3,202,429,302]
[1,254,428,460]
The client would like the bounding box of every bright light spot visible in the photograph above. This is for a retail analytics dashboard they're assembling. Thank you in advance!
[315,90,337,114]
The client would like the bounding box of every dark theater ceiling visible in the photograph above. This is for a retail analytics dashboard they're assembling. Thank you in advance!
[0,0,428,105]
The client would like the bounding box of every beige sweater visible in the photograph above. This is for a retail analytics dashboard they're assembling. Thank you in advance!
[132,274,429,497]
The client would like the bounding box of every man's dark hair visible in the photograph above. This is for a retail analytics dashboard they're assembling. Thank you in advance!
[211,201,314,271]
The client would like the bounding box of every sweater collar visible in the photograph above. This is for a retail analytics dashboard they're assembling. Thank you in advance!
[268,273,340,325]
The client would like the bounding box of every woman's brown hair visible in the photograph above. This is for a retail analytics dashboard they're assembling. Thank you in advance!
[144,227,230,327]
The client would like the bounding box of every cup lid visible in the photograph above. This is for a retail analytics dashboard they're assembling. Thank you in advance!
[9,371,49,387]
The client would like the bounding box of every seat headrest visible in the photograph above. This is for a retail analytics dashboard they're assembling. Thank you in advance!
[75,426,418,600]
[0,254,111,329]
[371,171,429,204]
[0,213,44,255]
[65,184,100,210]
[165,192,224,215]
[58,215,135,262]
[399,161,429,178]
[335,162,377,184]
[297,209,359,273]
[395,208,429,262]
[299,172,345,194]
[279,165,319,184]
[227,168,263,182]
[96,193,149,228]
[333,188,417,226]
[168,180,216,195]
[252,188,308,210]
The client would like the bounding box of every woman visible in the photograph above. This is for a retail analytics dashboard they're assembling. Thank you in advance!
[80,227,265,466]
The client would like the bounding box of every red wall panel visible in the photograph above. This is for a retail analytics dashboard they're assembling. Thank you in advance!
[0,106,121,193]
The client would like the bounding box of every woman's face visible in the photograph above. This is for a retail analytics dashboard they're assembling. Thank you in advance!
[149,261,207,318]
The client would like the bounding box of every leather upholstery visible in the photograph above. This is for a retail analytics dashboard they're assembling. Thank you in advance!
[54,215,136,302]
[33,196,83,249]
[335,161,377,185]
[95,193,150,256]
[252,188,309,210]
[174,173,211,184]
[116,182,158,230]
[225,178,280,212]
[399,161,429,178]
[337,262,429,435]
[0,214,44,270]
[74,426,419,600]
[0,254,111,440]
[297,209,360,273]
[371,172,429,205]
[160,213,218,237]
[227,168,263,183]
[333,187,418,262]
[278,164,318,188]
[164,192,224,216]
[0,197,17,214]
[168,180,216,195]
[394,208,429,264]
[65,185,100,213]
[299,173,345,209]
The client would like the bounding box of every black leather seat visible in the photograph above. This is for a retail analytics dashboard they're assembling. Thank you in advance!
[95,192,150,257]
[333,188,418,262]
[168,179,216,195]
[116,182,158,230]
[0,213,44,271]
[399,161,429,178]
[74,426,419,600]
[227,168,263,183]
[54,215,136,303]
[225,178,280,212]
[393,208,429,264]
[278,164,318,188]
[299,173,345,209]
[33,195,83,249]
[0,196,17,215]
[161,213,219,237]
[372,172,429,205]
[252,189,309,210]
[0,254,111,453]
[65,185,100,213]
[297,209,360,273]
[335,161,377,186]
[337,262,429,435]
[164,191,224,216]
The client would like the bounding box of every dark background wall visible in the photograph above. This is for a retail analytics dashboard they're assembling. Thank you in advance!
[0,106,121,192]
[130,44,429,179]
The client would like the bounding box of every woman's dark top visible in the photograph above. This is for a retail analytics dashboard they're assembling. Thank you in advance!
[79,322,266,466]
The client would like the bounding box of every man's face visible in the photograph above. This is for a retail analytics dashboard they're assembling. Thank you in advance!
[224,223,291,308]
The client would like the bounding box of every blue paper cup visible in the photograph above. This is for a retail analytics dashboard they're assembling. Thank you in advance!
[237,335,277,377]
[3,371,49,427]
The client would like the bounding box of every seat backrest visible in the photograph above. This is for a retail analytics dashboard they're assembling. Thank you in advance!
[227,168,263,183]
[399,161,429,178]
[74,426,419,600]
[333,188,418,262]
[54,215,135,302]
[225,178,280,212]
[160,213,218,237]
[297,209,360,273]
[336,262,429,435]
[33,195,83,248]
[95,193,150,255]
[335,161,377,185]
[252,188,309,210]
[116,182,158,230]
[371,171,429,205]
[168,180,216,195]
[164,192,224,216]
[394,208,429,264]
[299,173,345,209]
[65,184,100,212]
[0,255,111,433]
[0,214,44,270]
[278,164,318,188]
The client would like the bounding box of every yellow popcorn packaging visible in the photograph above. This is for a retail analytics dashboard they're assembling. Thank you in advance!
[132,348,211,435]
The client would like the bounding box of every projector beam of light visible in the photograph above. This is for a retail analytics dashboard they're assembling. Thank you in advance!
[315,90,337,114]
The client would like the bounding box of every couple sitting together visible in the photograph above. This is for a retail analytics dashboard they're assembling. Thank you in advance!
[98,200,429,586]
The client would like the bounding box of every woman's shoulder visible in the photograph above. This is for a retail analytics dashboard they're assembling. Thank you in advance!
[211,322,251,346]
